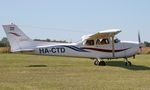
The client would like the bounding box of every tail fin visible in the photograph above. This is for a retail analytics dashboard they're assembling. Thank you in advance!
[2,24,35,52]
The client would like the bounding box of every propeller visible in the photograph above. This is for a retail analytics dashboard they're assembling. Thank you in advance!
[138,31,144,54]
[138,32,141,43]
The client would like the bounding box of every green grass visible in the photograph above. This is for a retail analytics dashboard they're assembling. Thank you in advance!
[0,53,150,90]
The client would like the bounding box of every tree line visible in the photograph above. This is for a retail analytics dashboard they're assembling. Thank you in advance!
[0,37,69,47]
[34,38,68,43]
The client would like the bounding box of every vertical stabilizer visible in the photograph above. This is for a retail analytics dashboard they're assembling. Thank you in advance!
[2,24,35,52]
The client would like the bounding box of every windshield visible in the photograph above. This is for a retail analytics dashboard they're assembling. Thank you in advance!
[114,37,120,43]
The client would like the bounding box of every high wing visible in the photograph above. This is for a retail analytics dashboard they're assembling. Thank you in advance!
[82,29,121,40]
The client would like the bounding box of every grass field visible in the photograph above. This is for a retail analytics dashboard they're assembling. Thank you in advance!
[0,54,150,90]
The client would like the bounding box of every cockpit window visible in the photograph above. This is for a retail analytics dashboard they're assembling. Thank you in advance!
[84,40,94,46]
[96,38,109,45]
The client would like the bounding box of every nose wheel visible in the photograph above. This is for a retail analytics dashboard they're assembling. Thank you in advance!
[124,58,132,66]
[125,61,132,66]
[94,59,106,66]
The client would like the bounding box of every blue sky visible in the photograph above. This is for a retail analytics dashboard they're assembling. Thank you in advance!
[0,0,150,42]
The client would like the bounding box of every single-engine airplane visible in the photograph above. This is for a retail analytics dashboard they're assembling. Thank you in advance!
[2,24,144,66]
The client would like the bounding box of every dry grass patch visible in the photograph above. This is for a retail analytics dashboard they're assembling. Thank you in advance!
[0,47,10,53]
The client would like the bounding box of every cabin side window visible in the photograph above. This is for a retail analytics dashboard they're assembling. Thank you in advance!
[96,38,109,45]
[84,40,94,46]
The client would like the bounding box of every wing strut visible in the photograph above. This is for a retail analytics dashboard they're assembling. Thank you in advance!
[112,36,115,58]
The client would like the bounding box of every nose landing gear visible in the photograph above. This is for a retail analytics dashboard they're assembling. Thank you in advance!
[124,58,132,66]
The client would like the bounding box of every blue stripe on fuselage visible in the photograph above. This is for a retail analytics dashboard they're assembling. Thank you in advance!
[54,45,89,52]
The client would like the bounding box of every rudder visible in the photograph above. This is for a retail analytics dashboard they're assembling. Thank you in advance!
[2,24,35,52]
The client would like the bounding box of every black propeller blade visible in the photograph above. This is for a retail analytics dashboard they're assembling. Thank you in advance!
[138,31,144,54]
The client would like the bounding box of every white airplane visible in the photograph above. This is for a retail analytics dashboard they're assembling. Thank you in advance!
[2,24,144,66]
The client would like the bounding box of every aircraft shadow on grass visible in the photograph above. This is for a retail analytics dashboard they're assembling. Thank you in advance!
[27,65,47,67]
[26,61,150,70]
[106,61,150,70]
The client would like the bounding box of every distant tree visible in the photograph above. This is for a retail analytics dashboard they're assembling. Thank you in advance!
[144,41,150,47]
[46,38,51,42]
[0,37,69,47]
[0,37,10,47]
[1,37,8,42]
[34,39,42,41]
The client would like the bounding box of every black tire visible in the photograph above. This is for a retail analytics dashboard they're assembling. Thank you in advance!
[128,61,132,66]
[125,62,127,66]
[125,61,132,66]
[94,60,99,65]
[99,61,106,66]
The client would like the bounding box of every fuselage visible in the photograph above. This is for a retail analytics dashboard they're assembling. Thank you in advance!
[34,40,139,59]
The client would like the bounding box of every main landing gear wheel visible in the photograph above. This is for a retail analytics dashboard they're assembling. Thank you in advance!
[99,61,106,66]
[94,60,106,66]
[94,60,99,65]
